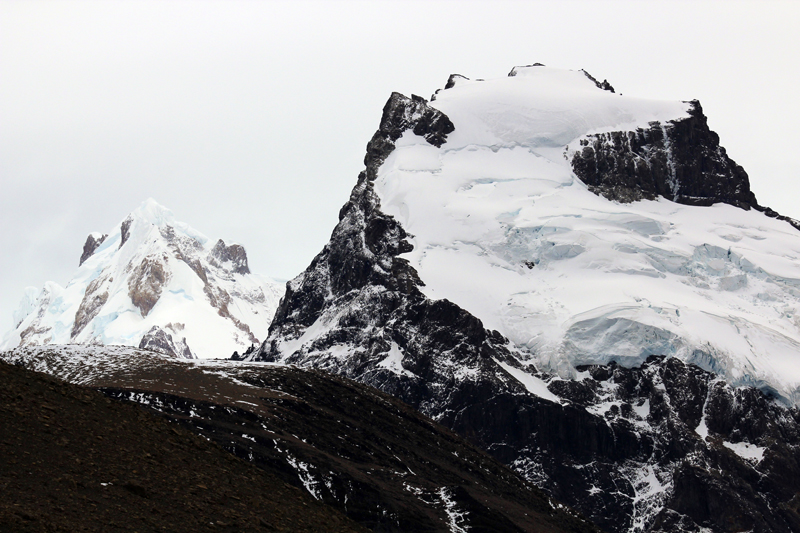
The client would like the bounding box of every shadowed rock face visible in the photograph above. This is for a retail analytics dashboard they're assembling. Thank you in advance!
[571,101,757,208]
[79,233,108,266]
[103,373,599,533]
[209,239,250,275]
[120,216,133,248]
[1,347,601,533]
[0,359,367,533]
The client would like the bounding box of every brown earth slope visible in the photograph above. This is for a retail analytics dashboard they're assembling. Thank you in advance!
[0,359,367,533]
[2,345,602,532]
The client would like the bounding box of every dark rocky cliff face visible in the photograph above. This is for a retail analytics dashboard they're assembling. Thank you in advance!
[243,89,800,532]
[79,233,108,266]
[571,101,758,208]
[264,92,452,338]
[506,356,800,533]
[119,216,133,248]
[570,100,800,236]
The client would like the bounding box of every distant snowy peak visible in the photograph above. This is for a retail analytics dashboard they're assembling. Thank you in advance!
[3,199,283,359]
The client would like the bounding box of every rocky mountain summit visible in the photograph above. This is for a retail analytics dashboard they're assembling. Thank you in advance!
[2,199,283,358]
[239,66,800,532]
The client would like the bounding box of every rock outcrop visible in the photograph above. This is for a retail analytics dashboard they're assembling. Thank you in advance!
[208,239,250,275]
[72,275,110,338]
[79,232,108,266]
[571,101,757,209]
[128,256,170,318]
[120,216,133,248]
[138,325,194,358]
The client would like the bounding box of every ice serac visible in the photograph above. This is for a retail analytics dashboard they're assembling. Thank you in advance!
[2,198,283,359]
[248,66,800,532]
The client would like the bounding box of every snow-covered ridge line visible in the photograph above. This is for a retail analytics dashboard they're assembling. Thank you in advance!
[3,198,283,359]
[0,344,288,387]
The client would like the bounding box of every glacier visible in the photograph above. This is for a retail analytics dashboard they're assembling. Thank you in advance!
[372,65,800,405]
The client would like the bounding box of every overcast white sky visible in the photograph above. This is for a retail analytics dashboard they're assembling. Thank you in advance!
[2,0,799,330]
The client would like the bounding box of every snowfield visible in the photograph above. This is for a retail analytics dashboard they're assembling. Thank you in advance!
[375,66,800,405]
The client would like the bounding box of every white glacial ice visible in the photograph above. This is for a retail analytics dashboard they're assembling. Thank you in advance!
[374,66,800,405]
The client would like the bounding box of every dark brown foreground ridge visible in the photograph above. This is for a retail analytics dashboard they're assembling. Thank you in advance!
[3,346,602,532]
[0,360,366,533]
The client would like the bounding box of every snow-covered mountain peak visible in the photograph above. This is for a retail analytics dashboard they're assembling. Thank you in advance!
[121,198,208,248]
[372,68,800,404]
[130,197,175,227]
[3,200,283,359]
[259,65,800,407]
[232,66,800,531]
[429,65,690,152]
